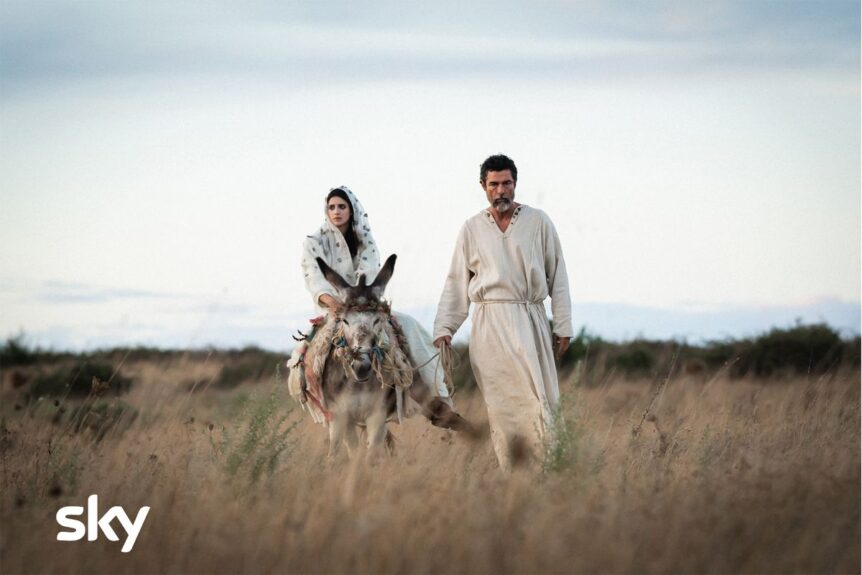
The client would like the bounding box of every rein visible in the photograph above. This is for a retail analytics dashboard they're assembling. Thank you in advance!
[329,313,406,388]
[329,310,415,422]
[324,302,460,396]
[333,335,459,397]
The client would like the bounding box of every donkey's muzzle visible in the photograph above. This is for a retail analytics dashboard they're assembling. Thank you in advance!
[354,360,372,382]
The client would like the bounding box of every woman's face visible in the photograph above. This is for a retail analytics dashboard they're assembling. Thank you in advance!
[327,196,352,230]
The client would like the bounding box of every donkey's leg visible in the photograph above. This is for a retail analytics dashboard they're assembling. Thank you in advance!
[343,423,360,458]
[328,414,348,458]
[365,407,389,462]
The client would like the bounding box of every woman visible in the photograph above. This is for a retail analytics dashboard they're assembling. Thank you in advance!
[296,186,451,408]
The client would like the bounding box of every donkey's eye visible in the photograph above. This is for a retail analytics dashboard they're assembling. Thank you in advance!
[341,319,350,326]
[373,318,381,326]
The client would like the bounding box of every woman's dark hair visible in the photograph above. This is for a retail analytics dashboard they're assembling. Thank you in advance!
[326,188,359,258]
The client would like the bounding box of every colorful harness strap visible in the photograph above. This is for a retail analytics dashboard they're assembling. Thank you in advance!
[300,315,334,422]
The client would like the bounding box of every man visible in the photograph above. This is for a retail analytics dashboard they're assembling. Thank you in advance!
[433,154,573,470]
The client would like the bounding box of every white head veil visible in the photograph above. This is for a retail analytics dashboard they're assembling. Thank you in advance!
[320,186,377,262]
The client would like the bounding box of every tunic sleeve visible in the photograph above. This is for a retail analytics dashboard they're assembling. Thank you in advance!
[433,224,472,340]
[542,214,574,338]
[301,236,335,307]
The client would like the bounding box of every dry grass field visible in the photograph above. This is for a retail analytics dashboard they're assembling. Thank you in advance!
[1,354,859,574]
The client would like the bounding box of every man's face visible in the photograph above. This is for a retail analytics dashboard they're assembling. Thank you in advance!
[482,169,516,214]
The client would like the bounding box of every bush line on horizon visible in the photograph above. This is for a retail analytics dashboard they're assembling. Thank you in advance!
[2,323,859,401]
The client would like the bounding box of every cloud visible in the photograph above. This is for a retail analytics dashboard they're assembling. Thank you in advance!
[14,308,312,352]
[1,0,857,94]
[36,281,188,304]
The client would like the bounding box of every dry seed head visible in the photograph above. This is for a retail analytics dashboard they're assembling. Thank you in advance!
[91,376,110,395]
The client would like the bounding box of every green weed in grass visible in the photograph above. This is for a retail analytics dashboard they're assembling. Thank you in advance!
[213,390,298,484]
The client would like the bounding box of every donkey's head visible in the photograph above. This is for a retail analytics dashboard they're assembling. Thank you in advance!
[316,255,396,382]
[316,254,396,309]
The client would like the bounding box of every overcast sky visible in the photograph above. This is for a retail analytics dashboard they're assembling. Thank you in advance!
[1,0,859,350]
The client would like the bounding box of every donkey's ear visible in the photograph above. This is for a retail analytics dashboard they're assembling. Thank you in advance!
[316,258,352,291]
[369,254,397,299]
[357,273,368,288]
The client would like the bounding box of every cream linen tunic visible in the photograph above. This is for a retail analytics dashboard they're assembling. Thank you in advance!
[433,205,573,469]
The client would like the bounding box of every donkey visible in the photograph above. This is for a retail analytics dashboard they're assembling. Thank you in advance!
[302,254,472,458]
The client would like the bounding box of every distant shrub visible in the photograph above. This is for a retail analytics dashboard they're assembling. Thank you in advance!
[569,324,857,381]
[734,323,845,377]
[700,341,736,368]
[105,346,175,363]
[842,336,860,368]
[1,334,37,367]
[606,346,654,376]
[0,334,71,367]
[216,363,267,389]
[215,347,285,389]
[30,362,133,398]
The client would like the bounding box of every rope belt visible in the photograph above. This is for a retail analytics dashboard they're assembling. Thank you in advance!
[473,300,543,305]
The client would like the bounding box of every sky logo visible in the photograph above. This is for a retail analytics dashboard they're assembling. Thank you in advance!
[56,495,150,553]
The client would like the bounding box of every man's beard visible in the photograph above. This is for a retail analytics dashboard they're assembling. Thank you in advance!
[492,197,513,213]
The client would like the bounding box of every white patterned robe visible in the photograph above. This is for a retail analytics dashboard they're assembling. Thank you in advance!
[433,205,573,470]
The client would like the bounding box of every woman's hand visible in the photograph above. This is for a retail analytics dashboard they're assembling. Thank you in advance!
[434,335,452,348]
[318,294,338,309]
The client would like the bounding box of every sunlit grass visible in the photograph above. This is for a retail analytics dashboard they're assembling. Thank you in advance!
[1,355,859,574]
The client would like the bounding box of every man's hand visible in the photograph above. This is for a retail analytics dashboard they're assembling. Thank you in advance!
[554,335,570,361]
[434,335,452,348]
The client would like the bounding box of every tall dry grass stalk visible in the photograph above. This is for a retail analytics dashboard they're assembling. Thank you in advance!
[1,357,859,574]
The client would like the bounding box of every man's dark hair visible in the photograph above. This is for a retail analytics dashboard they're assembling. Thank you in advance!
[326,187,359,258]
[480,154,518,184]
